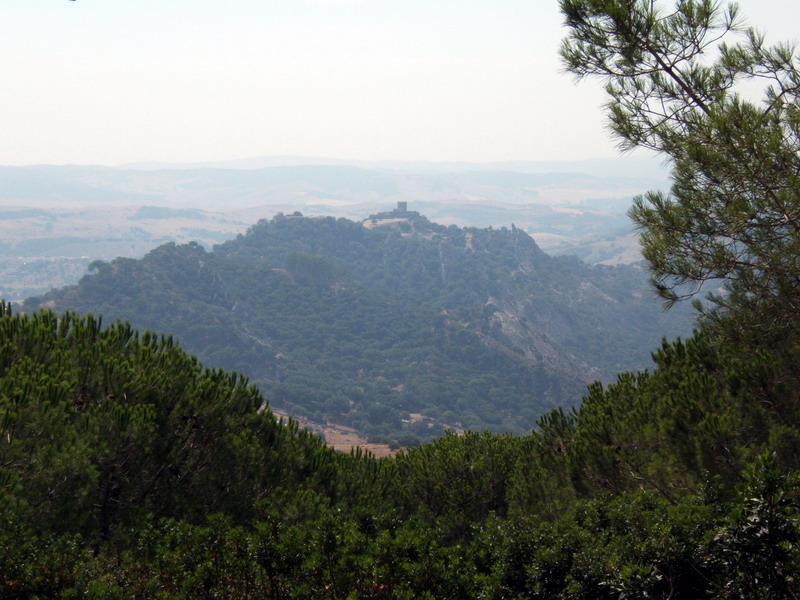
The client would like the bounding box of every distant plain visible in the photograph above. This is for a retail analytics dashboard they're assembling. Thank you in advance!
[0,157,666,301]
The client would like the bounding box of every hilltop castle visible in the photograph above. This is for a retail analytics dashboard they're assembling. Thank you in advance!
[368,201,420,221]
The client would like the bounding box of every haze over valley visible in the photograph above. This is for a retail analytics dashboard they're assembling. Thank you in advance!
[6,1,800,595]
[0,157,664,301]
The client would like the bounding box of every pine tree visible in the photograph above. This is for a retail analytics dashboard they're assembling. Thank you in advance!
[560,0,800,343]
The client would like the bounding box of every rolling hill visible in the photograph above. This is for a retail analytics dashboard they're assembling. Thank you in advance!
[23,208,693,444]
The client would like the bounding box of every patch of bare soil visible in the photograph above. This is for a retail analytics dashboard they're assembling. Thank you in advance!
[271,409,397,458]
[362,218,407,229]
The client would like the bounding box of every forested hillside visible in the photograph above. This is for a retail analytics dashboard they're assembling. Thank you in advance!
[4,0,800,596]
[23,211,691,444]
[1,303,797,597]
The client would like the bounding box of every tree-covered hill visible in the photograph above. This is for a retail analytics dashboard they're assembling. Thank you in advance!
[22,211,692,444]
[1,306,796,598]
[0,303,344,542]
[4,0,800,595]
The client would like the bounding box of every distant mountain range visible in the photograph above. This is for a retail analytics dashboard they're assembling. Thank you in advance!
[0,157,665,210]
[119,154,670,181]
[23,209,694,445]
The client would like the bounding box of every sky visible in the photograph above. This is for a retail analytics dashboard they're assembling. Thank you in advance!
[2,0,799,167]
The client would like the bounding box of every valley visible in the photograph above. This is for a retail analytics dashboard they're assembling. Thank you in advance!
[0,160,660,299]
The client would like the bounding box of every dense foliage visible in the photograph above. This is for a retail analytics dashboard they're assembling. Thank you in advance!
[5,1,800,595]
[1,302,798,598]
[23,212,690,444]
[562,0,800,346]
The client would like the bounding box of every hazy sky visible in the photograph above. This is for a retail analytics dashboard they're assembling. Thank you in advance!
[3,0,799,166]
